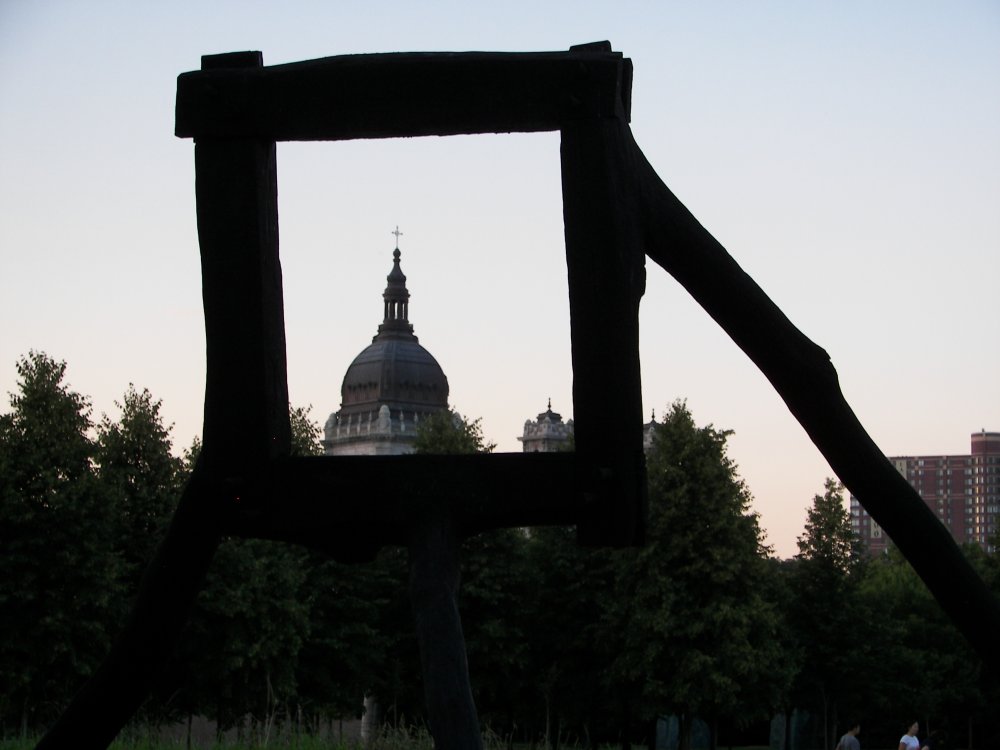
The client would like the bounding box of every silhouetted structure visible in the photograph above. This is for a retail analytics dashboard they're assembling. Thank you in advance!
[37,42,1000,750]
[323,243,450,457]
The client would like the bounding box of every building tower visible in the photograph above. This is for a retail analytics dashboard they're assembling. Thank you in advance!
[323,242,450,456]
[517,403,660,454]
[518,399,574,452]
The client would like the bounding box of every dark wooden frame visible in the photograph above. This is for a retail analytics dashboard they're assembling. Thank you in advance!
[38,41,999,750]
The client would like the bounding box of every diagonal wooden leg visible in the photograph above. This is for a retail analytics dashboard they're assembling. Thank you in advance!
[36,468,223,749]
[40,52,294,747]
[622,126,1000,673]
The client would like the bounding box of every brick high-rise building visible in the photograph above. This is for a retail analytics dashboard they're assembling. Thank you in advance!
[850,431,1000,554]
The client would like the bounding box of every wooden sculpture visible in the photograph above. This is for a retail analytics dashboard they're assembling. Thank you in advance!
[37,43,999,750]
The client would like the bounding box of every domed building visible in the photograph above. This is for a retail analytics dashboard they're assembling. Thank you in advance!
[323,243,450,456]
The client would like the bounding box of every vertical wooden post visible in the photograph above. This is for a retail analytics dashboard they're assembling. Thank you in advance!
[408,519,483,749]
[196,52,291,474]
[36,51,293,750]
[560,116,647,547]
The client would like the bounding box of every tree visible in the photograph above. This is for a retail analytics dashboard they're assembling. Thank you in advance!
[795,478,864,577]
[788,478,868,749]
[296,552,400,727]
[524,524,617,748]
[0,352,121,732]
[169,537,311,736]
[288,403,420,730]
[96,385,183,595]
[762,557,805,750]
[609,401,785,750]
[159,405,319,737]
[855,546,990,749]
[289,404,323,457]
[412,409,496,455]
[293,403,403,727]
[457,525,532,734]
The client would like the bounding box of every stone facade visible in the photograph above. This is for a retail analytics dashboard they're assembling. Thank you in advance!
[518,400,574,453]
[325,404,424,455]
[518,401,659,454]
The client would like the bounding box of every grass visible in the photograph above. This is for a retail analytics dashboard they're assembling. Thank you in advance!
[2,725,444,750]
[0,740,783,750]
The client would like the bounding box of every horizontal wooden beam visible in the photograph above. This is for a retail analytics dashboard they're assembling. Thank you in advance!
[224,452,586,560]
[176,46,631,141]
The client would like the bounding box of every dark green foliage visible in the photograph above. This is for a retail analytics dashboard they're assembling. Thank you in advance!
[296,552,400,721]
[795,478,864,577]
[411,409,495,455]
[369,546,425,725]
[524,524,617,745]
[162,405,327,729]
[4,352,999,744]
[167,538,311,731]
[0,352,122,731]
[514,401,788,749]
[853,547,993,748]
[96,385,183,593]
[459,527,532,733]
[787,478,869,747]
[609,401,786,749]
[289,405,323,457]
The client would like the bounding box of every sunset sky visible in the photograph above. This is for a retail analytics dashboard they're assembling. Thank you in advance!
[2,1,998,557]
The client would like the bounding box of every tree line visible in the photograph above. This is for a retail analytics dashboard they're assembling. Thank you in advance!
[1,351,997,748]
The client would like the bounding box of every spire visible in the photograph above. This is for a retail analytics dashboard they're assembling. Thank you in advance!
[376,234,416,341]
[537,399,562,423]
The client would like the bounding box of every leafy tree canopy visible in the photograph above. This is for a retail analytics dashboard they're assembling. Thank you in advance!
[412,408,495,455]
[96,385,182,586]
[0,352,120,729]
[290,404,323,457]
[796,478,864,578]
[610,400,784,747]
[788,478,870,747]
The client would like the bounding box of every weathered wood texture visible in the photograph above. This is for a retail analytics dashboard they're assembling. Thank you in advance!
[622,128,1000,673]
[561,118,647,546]
[225,453,581,560]
[408,519,483,750]
[196,142,289,461]
[38,40,1000,750]
[39,50,296,750]
[176,47,631,141]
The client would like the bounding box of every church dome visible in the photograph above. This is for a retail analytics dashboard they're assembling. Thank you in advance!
[335,243,449,420]
[340,337,449,414]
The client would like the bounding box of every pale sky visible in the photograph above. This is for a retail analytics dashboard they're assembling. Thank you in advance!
[1,1,997,558]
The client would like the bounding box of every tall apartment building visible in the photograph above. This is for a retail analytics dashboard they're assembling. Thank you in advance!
[850,431,1000,554]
